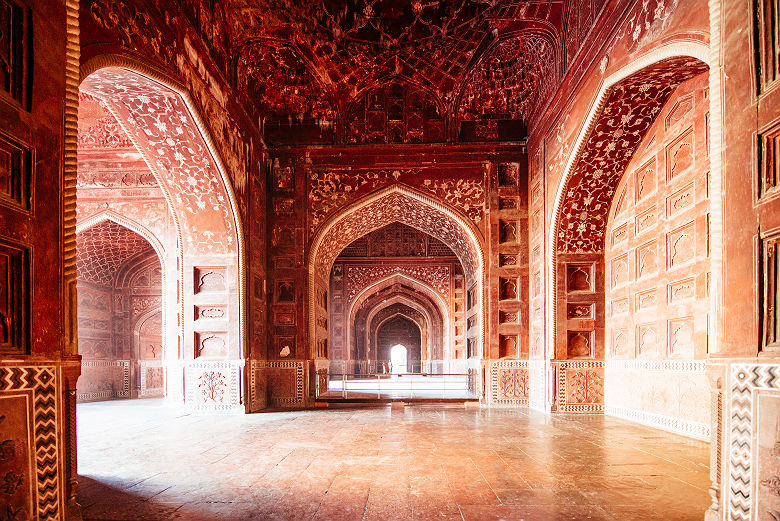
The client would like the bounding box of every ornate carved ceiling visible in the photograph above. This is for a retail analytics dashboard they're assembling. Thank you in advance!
[77,220,156,286]
[227,0,564,134]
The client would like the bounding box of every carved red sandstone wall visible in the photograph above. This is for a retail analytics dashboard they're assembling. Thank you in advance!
[605,73,709,361]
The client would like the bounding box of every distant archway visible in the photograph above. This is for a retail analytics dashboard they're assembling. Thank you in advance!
[309,184,485,388]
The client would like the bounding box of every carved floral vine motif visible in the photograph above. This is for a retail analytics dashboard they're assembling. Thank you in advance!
[309,170,484,232]
[344,265,451,303]
[198,371,227,402]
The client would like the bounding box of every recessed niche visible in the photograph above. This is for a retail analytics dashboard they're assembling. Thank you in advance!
[195,267,226,293]
[498,162,520,186]
[566,264,593,293]
[195,332,227,358]
[499,334,518,358]
[498,220,518,243]
[567,331,592,358]
[499,277,519,300]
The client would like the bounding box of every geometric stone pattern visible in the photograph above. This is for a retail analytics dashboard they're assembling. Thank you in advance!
[0,365,59,521]
[727,364,780,521]
[76,220,155,286]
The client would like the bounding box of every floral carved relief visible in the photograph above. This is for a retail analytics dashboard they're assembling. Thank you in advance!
[557,57,708,253]
[309,171,484,232]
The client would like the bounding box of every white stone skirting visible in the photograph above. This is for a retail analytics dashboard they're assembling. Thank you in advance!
[604,359,709,439]
[605,404,710,440]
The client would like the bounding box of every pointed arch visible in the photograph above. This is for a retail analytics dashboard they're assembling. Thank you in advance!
[309,184,485,363]
[544,43,712,401]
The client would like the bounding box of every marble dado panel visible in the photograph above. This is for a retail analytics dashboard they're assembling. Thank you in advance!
[0,364,61,521]
[77,360,130,402]
[184,360,243,413]
[489,360,529,406]
[249,359,306,409]
[552,360,605,413]
[728,364,780,521]
[604,360,710,440]
[139,360,165,397]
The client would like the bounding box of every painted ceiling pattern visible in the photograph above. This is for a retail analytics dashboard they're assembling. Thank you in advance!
[227,0,564,123]
[556,57,709,253]
[458,33,556,122]
[315,191,481,281]
[238,43,335,122]
[80,68,236,254]
[77,220,155,286]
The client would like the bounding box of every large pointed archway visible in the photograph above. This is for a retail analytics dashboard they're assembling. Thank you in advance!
[543,43,712,424]
[78,59,246,412]
[309,184,486,397]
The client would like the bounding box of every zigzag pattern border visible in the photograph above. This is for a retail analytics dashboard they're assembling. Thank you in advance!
[727,363,780,521]
[0,365,60,520]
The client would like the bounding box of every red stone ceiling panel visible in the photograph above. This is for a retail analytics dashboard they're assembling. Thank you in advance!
[556,57,709,253]
[229,0,564,121]
[457,33,557,122]
[77,220,155,286]
[80,68,236,254]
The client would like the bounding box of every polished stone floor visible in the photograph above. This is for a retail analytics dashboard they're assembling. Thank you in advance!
[77,399,710,521]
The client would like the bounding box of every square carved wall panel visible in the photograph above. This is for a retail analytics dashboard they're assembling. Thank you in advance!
[0,131,31,211]
[0,0,30,107]
[0,240,27,353]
